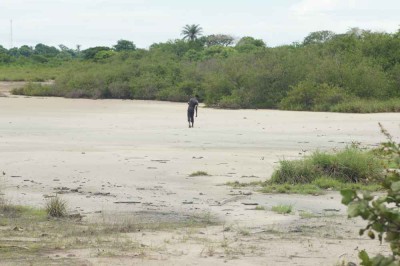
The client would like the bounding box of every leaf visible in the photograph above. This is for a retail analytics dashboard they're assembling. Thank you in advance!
[362,192,373,201]
[359,250,371,266]
[371,223,384,233]
[341,189,357,205]
[347,203,360,217]
[370,254,397,266]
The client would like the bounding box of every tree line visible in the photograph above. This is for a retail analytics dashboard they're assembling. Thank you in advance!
[4,25,400,112]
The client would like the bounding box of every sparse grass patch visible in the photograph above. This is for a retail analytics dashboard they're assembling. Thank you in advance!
[225,180,264,188]
[189,171,210,177]
[299,211,318,219]
[271,204,293,214]
[260,183,323,195]
[258,177,381,195]
[254,206,265,211]
[0,204,47,220]
[330,98,400,113]
[201,243,216,257]
[96,211,218,235]
[0,201,219,264]
[238,228,250,236]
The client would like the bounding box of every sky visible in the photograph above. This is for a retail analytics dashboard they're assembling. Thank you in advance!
[0,0,399,50]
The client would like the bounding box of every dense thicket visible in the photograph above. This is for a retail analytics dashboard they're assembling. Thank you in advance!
[3,29,400,112]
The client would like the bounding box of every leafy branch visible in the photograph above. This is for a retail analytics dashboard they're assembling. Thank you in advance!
[341,123,400,266]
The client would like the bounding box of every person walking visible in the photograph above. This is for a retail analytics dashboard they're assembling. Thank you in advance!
[187,95,199,128]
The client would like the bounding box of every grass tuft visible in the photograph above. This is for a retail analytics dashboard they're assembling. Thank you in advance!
[46,196,67,218]
[271,147,383,185]
[254,206,265,211]
[189,171,210,177]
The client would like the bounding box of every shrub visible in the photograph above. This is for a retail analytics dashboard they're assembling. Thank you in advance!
[107,80,132,99]
[279,81,352,111]
[11,82,55,96]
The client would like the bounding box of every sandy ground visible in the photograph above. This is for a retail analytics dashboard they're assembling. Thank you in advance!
[0,83,399,265]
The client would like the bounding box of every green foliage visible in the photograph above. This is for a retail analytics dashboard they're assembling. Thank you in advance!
[0,65,63,81]
[259,178,380,195]
[260,183,323,195]
[279,81,351,111]
[303,30,335,45]
[205,34,235,47]
[181,24,203,41]
[236,36,266,47]
[341,124,400,265]
[225,176,380,195]
[3,28,400,113]
[12,82,54,96]
[271,159,316,184]
[94,50,117,61]
[46,196,67,218]
[34,43,59,57]
[113,39,136,52]
[82,46,111,60]
[0,204,47,220]
[271,147,384,184]
[331,98,400,113]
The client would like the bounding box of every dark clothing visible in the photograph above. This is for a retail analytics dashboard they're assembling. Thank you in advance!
[187,97,198,125]
[188,109,195,123]
[187,98,198,111]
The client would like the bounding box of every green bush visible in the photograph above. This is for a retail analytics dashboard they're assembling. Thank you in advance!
[279,81,352,111]
[5,29,400,113]
[11,82,55,96]
[271,147,384,184]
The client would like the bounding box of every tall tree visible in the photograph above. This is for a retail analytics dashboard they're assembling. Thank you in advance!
[181,24,203,41]
[34,43,59,57]
[303,30,336,45]
[205,34,235,47]
[113,39,136,52]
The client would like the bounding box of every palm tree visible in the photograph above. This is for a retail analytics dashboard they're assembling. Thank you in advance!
[181,24,203,41]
